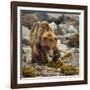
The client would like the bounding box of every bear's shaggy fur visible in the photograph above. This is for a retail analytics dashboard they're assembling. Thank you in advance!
[30,21,60,65]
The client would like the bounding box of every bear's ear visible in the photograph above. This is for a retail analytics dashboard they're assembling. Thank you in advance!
[41,21,52,32]
[42,21,49,28]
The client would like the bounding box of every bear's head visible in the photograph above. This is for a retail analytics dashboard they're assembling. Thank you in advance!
[41,31,57,50]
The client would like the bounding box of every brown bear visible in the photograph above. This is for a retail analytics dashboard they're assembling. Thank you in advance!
[30,21,60,65]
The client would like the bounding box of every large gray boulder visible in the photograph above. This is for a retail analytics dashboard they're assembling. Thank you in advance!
[22,14,39,29]
[22,25,30,45]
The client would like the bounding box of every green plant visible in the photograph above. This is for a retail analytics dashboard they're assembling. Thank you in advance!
[63,52,72,59]
[47,60,64,69]
[56,61,64,68]
[61,64,79,75]
[22,66,39,77]
[47,61,56,68]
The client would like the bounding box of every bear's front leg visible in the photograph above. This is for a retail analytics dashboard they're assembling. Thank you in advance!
[52,48,60,62]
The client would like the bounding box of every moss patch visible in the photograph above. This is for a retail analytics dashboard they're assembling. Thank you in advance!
[61,64,79,75]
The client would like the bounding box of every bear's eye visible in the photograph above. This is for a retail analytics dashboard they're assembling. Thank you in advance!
[43,37,48,41]
[55,37,57,41]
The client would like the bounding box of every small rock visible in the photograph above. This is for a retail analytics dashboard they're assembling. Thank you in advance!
[57,35,66,44]
[47,13,63,20]
[60,28,67,35]
[58,44,68,52]
[47,13,64,24]
[58,24,69,35]
[64,33,75,39]
[49,22,58,31]
[59,24,69,31]
[22,46,31,54]
[68,25,77,33]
